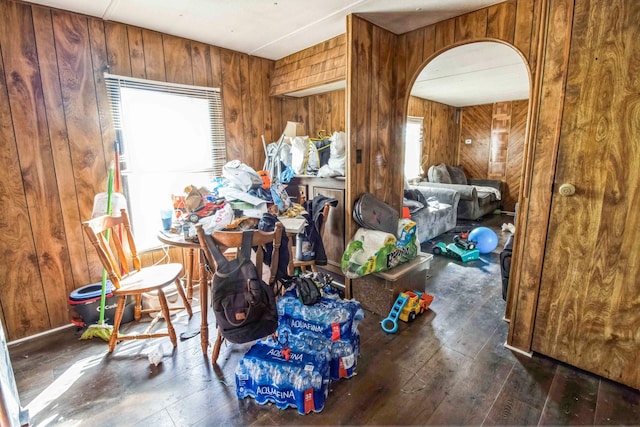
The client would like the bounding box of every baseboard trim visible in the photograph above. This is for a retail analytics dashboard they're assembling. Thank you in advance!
[8,324,75,347]
[504,341,533,357]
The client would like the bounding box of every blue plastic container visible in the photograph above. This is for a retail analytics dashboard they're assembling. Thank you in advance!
[69,281,114,301]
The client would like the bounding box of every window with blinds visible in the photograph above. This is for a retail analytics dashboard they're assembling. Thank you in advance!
[404,116,424,180]
[105,73,226,250]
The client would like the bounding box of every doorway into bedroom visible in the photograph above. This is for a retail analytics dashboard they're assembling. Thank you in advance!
[405,41,529,216]
[405,41,529,223]
[404,41,530,315]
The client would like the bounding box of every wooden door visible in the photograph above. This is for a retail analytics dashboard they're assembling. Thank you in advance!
[532,0,640,389]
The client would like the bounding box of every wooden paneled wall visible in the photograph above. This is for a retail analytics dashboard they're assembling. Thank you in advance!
[407,96,458,173]
[346,16,400,298]
[459,100,528,211]
[347,15,401,225]
[271,34,346,96]
[279,90,346,138]
[488,102,512,179]
[459,104,494,177]
[0,0,285,340]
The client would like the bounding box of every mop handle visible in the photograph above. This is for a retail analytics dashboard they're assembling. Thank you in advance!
[98,163,115,325]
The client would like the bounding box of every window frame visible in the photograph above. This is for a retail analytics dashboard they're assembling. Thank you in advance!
[104,73,226,251]
[404,116,424,181]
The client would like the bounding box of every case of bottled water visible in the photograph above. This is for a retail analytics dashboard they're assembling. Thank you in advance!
[235,291,364,414]
[275,325,360,380]
[235,341,330,415]
[277,291,364,343]
[277,291,363,380]
[329,335,360,380]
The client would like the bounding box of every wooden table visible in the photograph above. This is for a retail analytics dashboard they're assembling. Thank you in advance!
[156,231,210,356]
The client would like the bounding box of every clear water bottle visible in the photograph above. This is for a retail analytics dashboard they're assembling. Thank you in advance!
[296,234,314,261]
[311,371,323,389]
[294,372,312,391]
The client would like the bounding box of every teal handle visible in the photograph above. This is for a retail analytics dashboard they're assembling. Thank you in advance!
[381,316,398,334]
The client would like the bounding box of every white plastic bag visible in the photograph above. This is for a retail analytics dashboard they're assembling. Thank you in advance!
[317,131,346,177]
[328,131,346,170]
[290,136,311,175]
[222,160,262,191]
[307,143,320,173]
[317,164,341,177]
[274,138,292,167]
[200,203,234,234]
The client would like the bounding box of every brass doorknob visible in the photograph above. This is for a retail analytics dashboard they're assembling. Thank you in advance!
[559,183,576,196]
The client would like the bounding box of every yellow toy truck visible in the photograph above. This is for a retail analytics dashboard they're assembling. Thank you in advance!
[381,290,434,333]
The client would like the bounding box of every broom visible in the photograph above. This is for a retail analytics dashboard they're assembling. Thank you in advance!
[80,162,116,341]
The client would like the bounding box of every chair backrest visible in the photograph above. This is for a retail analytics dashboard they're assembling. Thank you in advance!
[82,208,141,290]
[195,222,283,285]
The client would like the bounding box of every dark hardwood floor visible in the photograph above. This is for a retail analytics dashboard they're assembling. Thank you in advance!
[9,214,640,426]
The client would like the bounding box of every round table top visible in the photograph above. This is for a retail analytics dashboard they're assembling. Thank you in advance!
[157,230,200,249]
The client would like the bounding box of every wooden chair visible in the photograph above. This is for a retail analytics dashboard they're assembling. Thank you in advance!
[290,202,332,274]
[82,209,192,353]
[195,222,283,364]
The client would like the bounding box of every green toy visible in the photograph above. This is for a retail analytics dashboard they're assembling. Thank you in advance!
[432,235,480,262]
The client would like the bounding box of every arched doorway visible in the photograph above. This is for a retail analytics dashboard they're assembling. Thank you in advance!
[403,40,531,319]
[405,40,530,211]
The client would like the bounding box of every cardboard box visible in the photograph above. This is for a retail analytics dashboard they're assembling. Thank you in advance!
[352,252,433,316]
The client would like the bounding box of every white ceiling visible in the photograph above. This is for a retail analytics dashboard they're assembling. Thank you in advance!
[26,0,503,60]
[26,0,528,105]
[411,42,530,107]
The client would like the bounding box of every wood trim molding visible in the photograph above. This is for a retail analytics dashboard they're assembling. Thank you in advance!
[270,34,346,96]
[506,0,575,351]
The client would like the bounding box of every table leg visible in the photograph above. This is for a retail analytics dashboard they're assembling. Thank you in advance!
[186,248,195,302]
[287,232,295,276]
[199,250,209,356]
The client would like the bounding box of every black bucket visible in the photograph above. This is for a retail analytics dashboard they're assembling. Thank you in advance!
[69,281,134,327]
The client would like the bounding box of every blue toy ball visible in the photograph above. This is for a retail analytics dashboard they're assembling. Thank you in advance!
[468,227,498,254]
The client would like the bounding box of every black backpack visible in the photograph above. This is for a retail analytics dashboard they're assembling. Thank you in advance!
[202,230,278,344]
[294,275,322,305]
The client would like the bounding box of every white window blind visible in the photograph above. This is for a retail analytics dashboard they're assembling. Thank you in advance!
[105,73,226,250]
[405,116,424,180]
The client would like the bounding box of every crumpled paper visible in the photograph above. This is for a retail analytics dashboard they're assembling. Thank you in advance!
[148,344,164,366]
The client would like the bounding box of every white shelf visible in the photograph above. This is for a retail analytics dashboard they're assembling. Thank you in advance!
[372,252,433,281]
